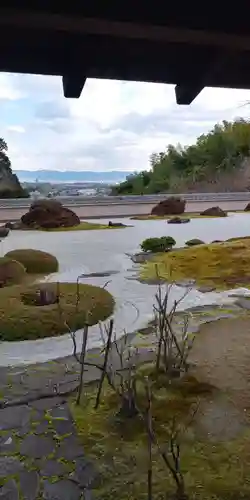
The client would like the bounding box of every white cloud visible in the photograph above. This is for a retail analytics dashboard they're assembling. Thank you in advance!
[7,125,25,134]
[1,72,250,172]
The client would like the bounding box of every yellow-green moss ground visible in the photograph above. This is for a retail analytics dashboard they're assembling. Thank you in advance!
[71,313,250,499]
[71,374,250,499]
[131,210,248,221]
[40,221,128,231]
[141,238,250,289]
[0,282,114,341]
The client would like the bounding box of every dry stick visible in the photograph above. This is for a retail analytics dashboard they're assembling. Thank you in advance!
[94,319,114,409]
[145,380,153,500]
[76,322,89,405]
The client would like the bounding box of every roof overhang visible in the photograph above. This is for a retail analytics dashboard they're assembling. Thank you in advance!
[1,3,250,104]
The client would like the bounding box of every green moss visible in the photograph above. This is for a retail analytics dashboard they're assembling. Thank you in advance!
[71,375,250,499]
[0,257,26,286]
[40,221,126,232]
[131,212,226,221]
[5,249,59,274]
[141,239,250,289]
[0,282,114,340]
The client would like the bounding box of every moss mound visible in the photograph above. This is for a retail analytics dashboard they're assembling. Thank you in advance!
[0,257,26,287]
[5,249,59,274]
[141,238,250,289]
[0,282,114,341]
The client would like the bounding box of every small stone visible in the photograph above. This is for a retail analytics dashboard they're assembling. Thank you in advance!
[197,285,216,293]
[176,279,196,288]
[19,470,40,500]
[0,479,19,499]
[20,435,55,459]
[43,479,81,500]
[0,405,31,430]
[40,459,67,477]
[70,459,97,488]
[0,456,24,477]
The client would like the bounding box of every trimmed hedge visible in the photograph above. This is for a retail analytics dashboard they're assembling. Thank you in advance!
[0,282,114,341]
[0,257,26,286]
[5,249,59,274]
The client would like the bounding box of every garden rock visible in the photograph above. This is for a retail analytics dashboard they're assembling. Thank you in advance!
[151,197,186,216]
[200,206,227,217]
[167,217,190,224]
[21,199,80,229]
[108,221,126,227]
[0,226,9,238]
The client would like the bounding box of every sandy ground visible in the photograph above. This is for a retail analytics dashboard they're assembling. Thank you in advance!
[189,316,250,439]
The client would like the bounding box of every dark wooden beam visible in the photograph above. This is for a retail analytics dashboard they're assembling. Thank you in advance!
[1,8,250,51]
[62,75,86,98]
[175,83,204,104]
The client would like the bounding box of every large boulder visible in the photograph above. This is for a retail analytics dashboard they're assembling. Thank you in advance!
[21,199,80,229]
[200,206,227,217]
[151,197,186,216]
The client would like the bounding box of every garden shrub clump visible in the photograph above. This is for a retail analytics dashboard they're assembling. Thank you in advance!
[0,257,26,287]
[140,236,176,253]
[5,249,59,274]
[0,282,114,341]
[185,238,205,247]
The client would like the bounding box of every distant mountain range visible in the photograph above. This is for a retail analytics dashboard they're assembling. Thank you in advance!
[14,170,130,184]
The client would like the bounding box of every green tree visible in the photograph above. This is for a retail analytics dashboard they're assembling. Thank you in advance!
[112,119,250,195]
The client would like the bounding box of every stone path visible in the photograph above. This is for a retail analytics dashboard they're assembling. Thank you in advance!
[0,358,97,499]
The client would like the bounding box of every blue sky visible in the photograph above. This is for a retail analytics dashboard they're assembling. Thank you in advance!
[1,72,250,172]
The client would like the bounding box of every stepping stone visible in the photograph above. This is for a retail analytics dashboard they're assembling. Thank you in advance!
[52,418,75,436]
[29,397,64,411]
[20,435,55,459]
[19,470,40,500]
[0,405,31,431]
[0,479,19,499]
[34,420,50,435]
[55,436,84,461]
[0,456,24,477]
[0,434,17,454]
[70,459,97,488]
[43,479,82,500]
[40,459,68,477]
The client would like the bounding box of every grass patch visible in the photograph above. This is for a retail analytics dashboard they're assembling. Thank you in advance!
[0,282,114,341]
[70,371,250,499]
[141,239,250,289]
[5,249,59,274]
[39,221,126,232]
